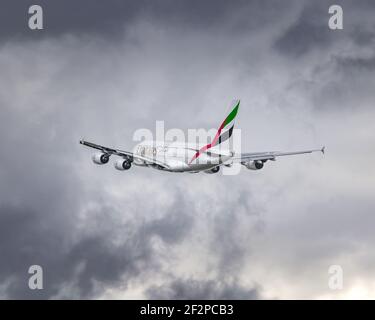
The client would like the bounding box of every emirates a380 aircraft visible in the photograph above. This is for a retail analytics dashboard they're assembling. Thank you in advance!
[80,100,324,173]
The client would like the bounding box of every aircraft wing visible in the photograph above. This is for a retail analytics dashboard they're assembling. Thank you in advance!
[233,146,325,162]
[79,139,171,170]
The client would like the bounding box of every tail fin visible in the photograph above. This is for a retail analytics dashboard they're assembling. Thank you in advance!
[189,100,240,164]
[213,99,240,147]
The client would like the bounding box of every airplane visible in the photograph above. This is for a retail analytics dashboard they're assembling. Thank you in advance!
[80,100,324,174]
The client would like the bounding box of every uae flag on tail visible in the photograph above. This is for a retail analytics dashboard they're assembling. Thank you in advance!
[189,100,240,164]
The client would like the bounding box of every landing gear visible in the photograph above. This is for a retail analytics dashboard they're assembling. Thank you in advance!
[210,166,220,173]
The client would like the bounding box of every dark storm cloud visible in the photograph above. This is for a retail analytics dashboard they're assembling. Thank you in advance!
[146,278,259,299]
[0,201,194,299]
[0,203,129,299]
[0,0,141,41]
[0,0,295,41]
[274,3,336,57]
[270,0,375,114]
[274,0,375,57]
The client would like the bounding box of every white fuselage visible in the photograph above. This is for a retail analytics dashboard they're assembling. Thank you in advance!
[132,140,233,172]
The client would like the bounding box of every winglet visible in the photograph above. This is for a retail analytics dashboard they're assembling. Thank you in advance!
[321,146,325,154]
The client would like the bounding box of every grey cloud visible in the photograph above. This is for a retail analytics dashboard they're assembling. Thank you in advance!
[335,55,375,71]
[146,278,259,300]
[0,0,299,41]
[210,201,262,275]
[306,52,375,112]
[0,0,374,300]
[274,1,375,58]
[0,205,71,299]
[0,200,194,299]
[143,201,194,244]
[274,3,337,57]
[0,0,141,41]
[351,26,375,47]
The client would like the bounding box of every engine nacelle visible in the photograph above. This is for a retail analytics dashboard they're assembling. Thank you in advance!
[244,160,264,170]
[204,166,220,174]
[92,153,110,165]
[114,159,132,170]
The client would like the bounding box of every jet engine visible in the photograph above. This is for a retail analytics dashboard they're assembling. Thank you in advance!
[114,159,132,170]
[204,166,220,174]
[92,153,110,165]
[244,160,264,170]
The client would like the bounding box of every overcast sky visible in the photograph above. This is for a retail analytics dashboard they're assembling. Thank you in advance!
[0,0,374,299]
